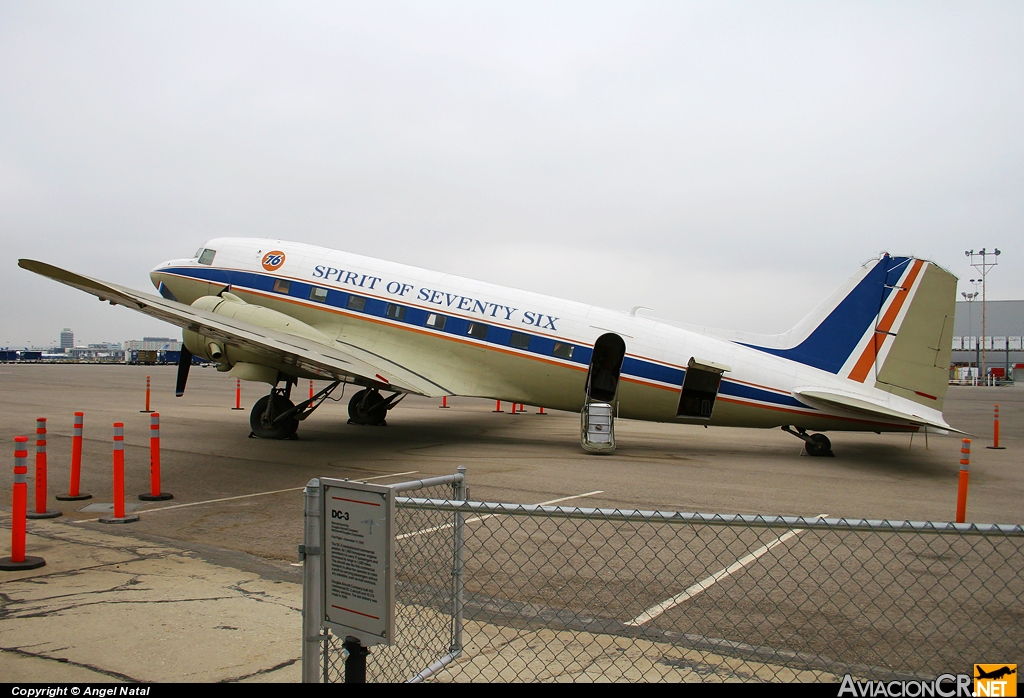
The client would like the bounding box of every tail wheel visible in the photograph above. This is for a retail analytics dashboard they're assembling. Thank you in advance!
[804,433,834,457]
[348,388,388,426]
[250,394,299,439]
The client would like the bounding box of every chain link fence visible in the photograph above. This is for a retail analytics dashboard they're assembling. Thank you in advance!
[307,472,1024,683]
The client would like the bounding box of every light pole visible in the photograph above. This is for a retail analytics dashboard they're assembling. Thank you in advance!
[961,288,979,380]
[965,249,1001,381]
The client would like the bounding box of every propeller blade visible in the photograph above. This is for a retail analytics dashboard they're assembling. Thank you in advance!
[176,345,192,397]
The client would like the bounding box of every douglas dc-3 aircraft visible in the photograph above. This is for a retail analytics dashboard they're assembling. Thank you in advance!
[19,239,959,455]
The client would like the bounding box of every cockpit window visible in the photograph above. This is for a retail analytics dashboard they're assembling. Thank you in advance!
[198,249,217,266]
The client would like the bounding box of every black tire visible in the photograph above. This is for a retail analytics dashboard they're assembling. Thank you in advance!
[348,389,387,425]
[804,433,833,457]
[250,394,299,439]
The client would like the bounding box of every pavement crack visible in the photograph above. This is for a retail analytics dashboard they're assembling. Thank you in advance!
[12,596,238,619]
[0,645,142,682]
[219,656,301,682]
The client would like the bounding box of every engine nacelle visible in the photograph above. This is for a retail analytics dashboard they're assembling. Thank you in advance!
[183,294,334,382]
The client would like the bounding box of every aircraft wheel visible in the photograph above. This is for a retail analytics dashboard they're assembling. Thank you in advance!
[348,389,387,426]
[250,394,299,439]
[804,433,834,457]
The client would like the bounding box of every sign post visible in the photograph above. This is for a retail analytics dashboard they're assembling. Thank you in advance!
[320,478,395,652]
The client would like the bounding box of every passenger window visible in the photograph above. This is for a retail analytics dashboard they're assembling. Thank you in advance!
[347,295,366,311]
[467,323,488,339]
[309,287,329,303]
[386,304,406,320]
[553,342,574,359]
[273,279,291,294]
[510,332,531,350]
[426,313,446,330]
[198,249,216,266]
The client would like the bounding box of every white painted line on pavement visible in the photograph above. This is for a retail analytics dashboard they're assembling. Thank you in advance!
[624,513,828,627]
[397,490,605,541]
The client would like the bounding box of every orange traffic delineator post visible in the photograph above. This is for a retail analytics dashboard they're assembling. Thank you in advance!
[987,404,1006,450]
[57,412,91,501]
[139,413,173,501]
[140,375,154,413]
[100,423,139,524]
[1,436,46,571]
[510,402,518,414]
[439,395,450,408]
[956,438,971,524]
[493,400,503,413]
[27,418,60,520]
[232,379,244,410]
[537,406,547,416]
[309,380,314,400]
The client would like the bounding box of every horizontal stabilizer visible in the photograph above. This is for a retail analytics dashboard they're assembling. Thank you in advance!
[793,387,964,434]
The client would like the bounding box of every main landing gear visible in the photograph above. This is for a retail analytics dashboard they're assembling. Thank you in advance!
[250,379,342,439]
[782,426,834,457]
[347,388,405,426]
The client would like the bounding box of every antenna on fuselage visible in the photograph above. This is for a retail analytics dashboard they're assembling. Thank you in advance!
[629,305,653,317]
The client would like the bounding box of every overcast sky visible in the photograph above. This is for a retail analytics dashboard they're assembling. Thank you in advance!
[2,2,1022,347]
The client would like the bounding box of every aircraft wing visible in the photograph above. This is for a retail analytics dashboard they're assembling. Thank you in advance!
[792,387,965,433]
[18,259,450,397]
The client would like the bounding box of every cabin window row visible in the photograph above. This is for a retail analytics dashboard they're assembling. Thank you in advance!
[272,280,576,359]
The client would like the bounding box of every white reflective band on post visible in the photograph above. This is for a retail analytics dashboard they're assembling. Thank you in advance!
[37,444,46,453]
[74,428,83,436]
[14,472,26,483]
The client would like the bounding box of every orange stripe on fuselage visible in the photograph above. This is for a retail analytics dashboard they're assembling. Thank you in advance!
[848,260,924,383]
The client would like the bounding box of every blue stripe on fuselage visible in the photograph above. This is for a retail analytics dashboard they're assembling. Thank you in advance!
[158,265,815,412]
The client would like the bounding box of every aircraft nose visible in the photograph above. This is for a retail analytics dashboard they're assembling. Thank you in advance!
[150,258,192,293]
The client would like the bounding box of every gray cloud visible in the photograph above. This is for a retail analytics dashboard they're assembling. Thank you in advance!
[2,1,1022,345]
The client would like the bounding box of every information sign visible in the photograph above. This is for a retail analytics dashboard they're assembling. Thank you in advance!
[320,478,395,646]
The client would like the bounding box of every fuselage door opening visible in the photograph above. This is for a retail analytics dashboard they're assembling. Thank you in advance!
[581,333,626,453]
[677,357,731,420]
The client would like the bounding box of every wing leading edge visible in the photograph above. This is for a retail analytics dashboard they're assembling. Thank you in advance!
[18,259,449,397]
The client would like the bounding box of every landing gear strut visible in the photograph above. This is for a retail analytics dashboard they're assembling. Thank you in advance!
[250,379,342,439]
[348,388,405,426]
[782,426,834,457]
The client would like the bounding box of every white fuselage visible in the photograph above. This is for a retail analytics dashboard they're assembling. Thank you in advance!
[152,238,944,433]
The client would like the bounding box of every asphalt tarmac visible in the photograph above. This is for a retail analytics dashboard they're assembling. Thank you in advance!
[1,365,1021,681]
[1,364,1020,558]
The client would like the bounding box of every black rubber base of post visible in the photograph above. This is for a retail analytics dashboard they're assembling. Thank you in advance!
[986,446,1006,450]
[56,493,92,501]
[98,514,140,524]
[140,410,154,413]
[0,556,46,571]
[26,510,62,519]
[231,407,244,410]
[139,492,174,501]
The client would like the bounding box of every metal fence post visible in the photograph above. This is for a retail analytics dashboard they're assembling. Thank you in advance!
[452,466,466,656]
[301,478,322,683]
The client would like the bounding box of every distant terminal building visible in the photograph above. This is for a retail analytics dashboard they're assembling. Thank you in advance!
[124,337,182,352]
[60,328,74,350]
[66,342,124,362]
[951,299,1023,377]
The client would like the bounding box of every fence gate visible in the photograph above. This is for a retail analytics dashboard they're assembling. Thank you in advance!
[302,469,466,683]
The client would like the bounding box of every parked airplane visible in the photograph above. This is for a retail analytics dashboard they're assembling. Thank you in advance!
[19,239,959,454]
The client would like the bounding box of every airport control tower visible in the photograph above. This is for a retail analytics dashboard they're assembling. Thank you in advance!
[60,328,74,350]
